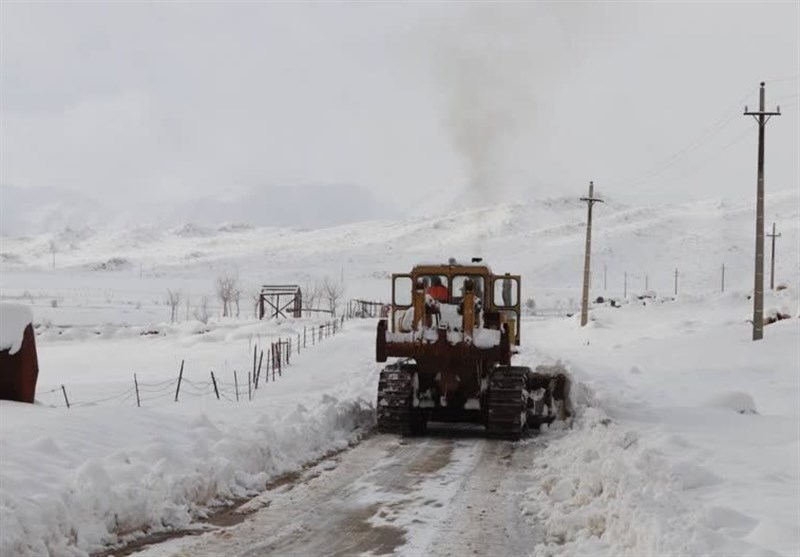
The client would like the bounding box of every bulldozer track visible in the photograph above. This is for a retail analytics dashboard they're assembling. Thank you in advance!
[376,364,415,434]
[487,366,530,440]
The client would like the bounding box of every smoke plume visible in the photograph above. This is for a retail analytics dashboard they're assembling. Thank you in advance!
[427,3,602,207]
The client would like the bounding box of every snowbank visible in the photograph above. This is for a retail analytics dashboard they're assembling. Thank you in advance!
[524,406,770,556]
[520,289,800,556]
[0,398,372,556]
[0,320,378,556]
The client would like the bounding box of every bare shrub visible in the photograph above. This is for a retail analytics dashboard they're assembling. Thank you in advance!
[250,288,262,318]
[323,276,344,316]
[234,289,241,318]
[524,297,536,314]
[216,273,240,318]
[303,281,322,311]
[193,295,210,324]
[166,289,182,323]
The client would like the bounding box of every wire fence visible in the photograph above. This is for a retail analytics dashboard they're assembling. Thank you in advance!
[35,317,346,410]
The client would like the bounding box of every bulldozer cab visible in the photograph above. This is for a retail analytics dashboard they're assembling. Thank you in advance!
[389,262,522,344]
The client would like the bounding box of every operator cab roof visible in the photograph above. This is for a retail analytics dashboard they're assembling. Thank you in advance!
[411,259,494,275]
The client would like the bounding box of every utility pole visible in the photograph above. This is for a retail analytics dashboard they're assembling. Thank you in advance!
[49,241,56,270]
[624,271,628,298]
[674,268,679,296]
[767,222,781,290]
[744,82,780,341]
[603,264,607,291]
[721,263,725,293]
[579,181,604,326]
[645,273,649,291]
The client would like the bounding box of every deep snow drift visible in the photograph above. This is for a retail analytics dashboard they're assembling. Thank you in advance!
[519,289,799,557]
[0,302,33,354]
[1,317,377,556]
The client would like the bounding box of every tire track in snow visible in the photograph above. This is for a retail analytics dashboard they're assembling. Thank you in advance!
[135,430,546,557]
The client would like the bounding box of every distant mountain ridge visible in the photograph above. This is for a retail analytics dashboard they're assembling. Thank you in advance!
[171,184,395,229]
[0,184,104,236]
[0,183,397,236]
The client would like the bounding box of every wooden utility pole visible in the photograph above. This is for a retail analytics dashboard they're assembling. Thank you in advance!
[744,82,781,341]
[579,181,604,326]
[721,263,725,293]
[623,271,628,298]
[767,222,781,290]
[645,273,649,291]
[674,268,679,296]
[603,264,607,291]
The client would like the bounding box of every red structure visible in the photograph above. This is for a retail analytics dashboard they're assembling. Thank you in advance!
[0,324,40,403]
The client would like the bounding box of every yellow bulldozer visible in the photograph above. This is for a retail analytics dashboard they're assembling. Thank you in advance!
[376,258,570,439]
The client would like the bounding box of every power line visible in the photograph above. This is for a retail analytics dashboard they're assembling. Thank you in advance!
[667,127,752,184]
[620,85,759,190]
[765,74,799,84]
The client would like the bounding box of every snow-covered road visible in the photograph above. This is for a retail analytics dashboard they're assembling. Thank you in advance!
[134,432,545,557]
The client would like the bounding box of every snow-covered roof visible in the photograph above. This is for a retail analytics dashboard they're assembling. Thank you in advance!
[0,303,33,355]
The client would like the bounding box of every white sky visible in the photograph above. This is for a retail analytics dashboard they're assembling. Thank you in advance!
[1,1,798,212]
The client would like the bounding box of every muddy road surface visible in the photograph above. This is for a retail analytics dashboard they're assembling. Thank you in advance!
[132,427,544,557]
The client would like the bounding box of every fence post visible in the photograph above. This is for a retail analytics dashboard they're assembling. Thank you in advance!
[674,268,679,296]
[304,326,307,348]
[252,345,258,389]
[234,370,240,402]
[248,371,252,401]
[61,384,70,409]
[297,333,301,354]
[722,263,726,293]
[134,374,141,408]
[210,371,220,400]
[175,359,184,402]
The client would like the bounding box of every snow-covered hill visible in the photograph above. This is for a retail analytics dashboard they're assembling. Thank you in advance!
[2,189,797,309]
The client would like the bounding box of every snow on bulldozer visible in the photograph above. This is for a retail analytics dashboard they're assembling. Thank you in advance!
[375,259,571,439]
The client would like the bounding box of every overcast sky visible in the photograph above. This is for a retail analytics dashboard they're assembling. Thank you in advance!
[1,1,798,214]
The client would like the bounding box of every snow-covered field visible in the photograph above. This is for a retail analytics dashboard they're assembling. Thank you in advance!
[1,190,798,556]
[521,289,799,556]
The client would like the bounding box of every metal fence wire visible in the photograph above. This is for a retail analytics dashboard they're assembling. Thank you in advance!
[33,318,345,409]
